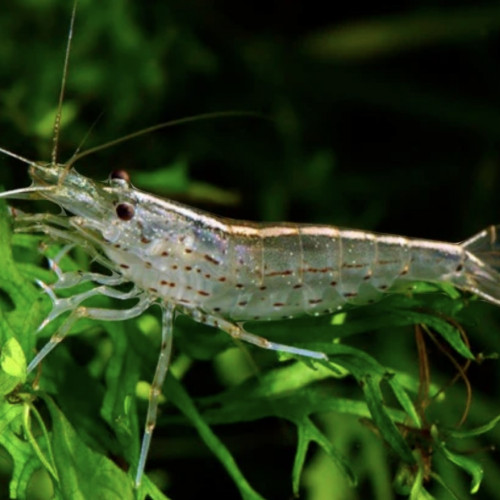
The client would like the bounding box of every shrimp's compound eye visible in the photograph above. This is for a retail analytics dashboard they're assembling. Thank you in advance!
[116,202,135,221]
[109,169,131,186]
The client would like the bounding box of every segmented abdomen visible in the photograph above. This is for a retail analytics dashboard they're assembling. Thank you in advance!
[101,217,465,322]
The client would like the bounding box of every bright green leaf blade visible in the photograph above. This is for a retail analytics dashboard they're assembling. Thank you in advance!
[43,395,135,500]
[165,373,265,500]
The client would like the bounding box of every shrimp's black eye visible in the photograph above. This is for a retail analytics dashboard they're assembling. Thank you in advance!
[116,202,135,221]
[110,169,131,184]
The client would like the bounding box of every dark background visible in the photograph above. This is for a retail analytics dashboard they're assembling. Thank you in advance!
[1,1,500,499]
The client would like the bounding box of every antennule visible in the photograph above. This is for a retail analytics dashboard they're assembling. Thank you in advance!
[52,1,78,166]
[0,146,35,167]
[65,110,266,169]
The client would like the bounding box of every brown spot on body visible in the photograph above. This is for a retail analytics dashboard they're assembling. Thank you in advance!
[238,301,248,306]
[120,264,130,269]
[330,281,337,286]
[218,277,227,282]
[114,243,121,249]
[172,265,178,270]
[185,248,193,254]
[343,292,357,298]
[363,272,372,280]
[161,251,169,257]
[235,284,244,289]
[293,284,303,289]
[179,299,191,304]
[145,262,152,269]
[160,280,168,285]
[456,264,464,272]
[185,266,192,271]
[400,266,409,276]
[379,285,388,290]
[169,283,176,288]
[213,307,221,312]
[259,285,267,291]
[204,273,211,279]
[273,302,285,307]
[198,290,210,296]
[149,288,158,293]
[204,254,220,265]
[141,237,151,244]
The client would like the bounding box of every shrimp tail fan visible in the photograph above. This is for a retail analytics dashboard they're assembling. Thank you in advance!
[461,225,500,306]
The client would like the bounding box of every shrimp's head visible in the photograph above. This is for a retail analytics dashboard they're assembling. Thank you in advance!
[28,163,117,222]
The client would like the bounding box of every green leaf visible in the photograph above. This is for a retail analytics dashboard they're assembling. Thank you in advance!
[0,337,26,395]
[437,445,483,494]
[165,373,265,500]
[43,395,135,500]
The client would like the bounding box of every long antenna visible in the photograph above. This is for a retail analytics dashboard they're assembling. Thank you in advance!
[51,0,78,167]
[66,110,266,168]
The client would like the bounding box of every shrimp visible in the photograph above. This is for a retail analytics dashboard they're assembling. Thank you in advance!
[4,131,500,491]
[2,2,500,494]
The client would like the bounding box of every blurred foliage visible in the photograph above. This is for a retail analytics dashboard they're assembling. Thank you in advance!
[1,0,500,499]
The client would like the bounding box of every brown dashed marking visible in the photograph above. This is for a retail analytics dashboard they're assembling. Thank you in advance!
[379,285,388,290]
[141,237,151,244]
[363,273,372,280]
[198,290,210,296]
[179,299,191,304]
[160,280,168,285]
[169,283,176,288]
[204,254,220,265]
[305,266,332,273]
[265,269,292,277]
[235,283,244,289]
[204,273,211,279]
[120,264,130,269]
[378,259,398,265]
[218,277,227,282]
[308,299,323,304]
[185,266,193,271]
[342,263,364,269]
[273,302,285,307]
[343,292,358,298]
[238,301,248,306]
[149,287,158,293]
[293,284,303,289]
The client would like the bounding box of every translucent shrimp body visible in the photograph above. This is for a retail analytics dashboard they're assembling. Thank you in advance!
[27,162,500,321]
